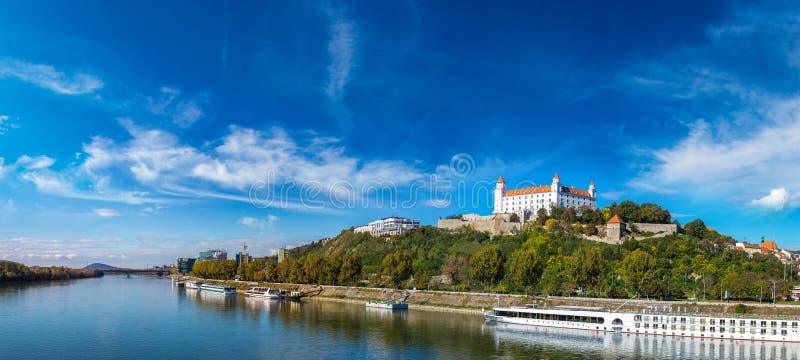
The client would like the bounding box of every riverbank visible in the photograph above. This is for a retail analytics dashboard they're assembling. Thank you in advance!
[175,276,800,318]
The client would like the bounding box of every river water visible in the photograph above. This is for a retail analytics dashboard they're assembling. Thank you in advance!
[1,275,800,359]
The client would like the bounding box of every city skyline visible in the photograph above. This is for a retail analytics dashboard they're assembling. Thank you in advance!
[1,1,799,267]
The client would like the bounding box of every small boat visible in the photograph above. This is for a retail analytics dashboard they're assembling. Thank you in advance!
[245,287,284,299]
[283,286,323,300]
[185,281,202,289]
[366,300,409,310]
[200,284,237,295]
[264,288,284,300]
[366,290,410,310]
[245,287,269,297]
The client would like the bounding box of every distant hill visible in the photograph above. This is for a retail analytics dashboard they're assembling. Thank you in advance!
[83,263,117,270]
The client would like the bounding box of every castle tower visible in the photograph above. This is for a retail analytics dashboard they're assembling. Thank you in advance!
[589,180,596,198]
[493,176,506,214]
[551,172,561,193]
[607,214,626,243]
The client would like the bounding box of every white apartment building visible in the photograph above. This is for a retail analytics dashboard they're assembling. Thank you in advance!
[354,217,421,237]
[493,173,596,220]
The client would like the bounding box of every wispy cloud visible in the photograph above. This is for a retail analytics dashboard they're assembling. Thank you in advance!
[238,214,279,229]
[13,120,422,209]
[0,58,103,95]
[620,5,800,209]
[325,11,356,99]
[93,208,120,217]
[146,86,206,127]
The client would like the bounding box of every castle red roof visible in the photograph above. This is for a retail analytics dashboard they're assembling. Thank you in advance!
[497,176,505,184]
[553,172,560,180]
[504,185,592,197]
[505,185,551,196]
[608,215,624,224]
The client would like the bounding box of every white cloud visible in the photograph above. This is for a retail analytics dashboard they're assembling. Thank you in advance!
[16,120,422,209]
[751,188,791,211]
[239,214,279,229]
[20,171,158,205]
[16,155,55,169]
[632,115,800,204]
[0,58,102,95]
[146,86,206,127]
[0,115,9,135]
[93,208,120,217]
[325,12,356,99]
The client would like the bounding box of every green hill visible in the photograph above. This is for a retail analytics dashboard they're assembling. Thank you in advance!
[220,201,794,302]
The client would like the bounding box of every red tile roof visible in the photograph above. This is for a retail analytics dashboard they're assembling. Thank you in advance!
[553,172,560,180]
[562,186,592,197]
[505,185,551,196]
[608,214,624,223]
[504,185,592,197]
[762,240,778,251]
[497,176,505,184]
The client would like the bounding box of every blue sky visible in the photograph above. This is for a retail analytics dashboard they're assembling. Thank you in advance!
[1,0,799,267]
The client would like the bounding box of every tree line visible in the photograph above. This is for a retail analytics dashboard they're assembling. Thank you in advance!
[0,261,103,282]
[191,206,794,302]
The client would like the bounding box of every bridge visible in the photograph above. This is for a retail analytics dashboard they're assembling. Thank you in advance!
[96,268,170,276]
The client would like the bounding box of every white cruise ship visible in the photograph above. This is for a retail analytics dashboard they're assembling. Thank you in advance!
[485,304,800,343]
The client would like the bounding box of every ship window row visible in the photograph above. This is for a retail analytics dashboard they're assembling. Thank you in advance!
[636,324,794,336]
[643,317,797,329]
[494,311,604,324]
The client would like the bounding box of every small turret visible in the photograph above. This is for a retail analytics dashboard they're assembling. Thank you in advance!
[551,172,560,193]
[589,180,596,198]
[493,176,507,213]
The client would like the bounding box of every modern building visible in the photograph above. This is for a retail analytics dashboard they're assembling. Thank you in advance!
[198,250,227,261]
[354,217,420,237]
[177,258,196,274]
[493,173,596,220]
[277,248,289,263]
[235,252,253,266]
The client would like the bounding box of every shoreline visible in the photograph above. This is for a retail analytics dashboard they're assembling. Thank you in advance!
[174,276,800,318]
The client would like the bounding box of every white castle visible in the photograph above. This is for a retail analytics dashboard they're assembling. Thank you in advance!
[493,173,596,219]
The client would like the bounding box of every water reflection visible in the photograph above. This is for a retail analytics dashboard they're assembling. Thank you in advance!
[489,322,800,359]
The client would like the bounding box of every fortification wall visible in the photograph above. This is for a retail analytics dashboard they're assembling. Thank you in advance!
[437,218,520,235]
[631,223,678,235]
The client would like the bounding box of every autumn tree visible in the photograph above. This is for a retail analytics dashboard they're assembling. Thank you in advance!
[441,255,470,286]
[382,251,413,288]
[567,247,604,293]
[621,249,657,297]
[338,253,362,286]
[470,247,506,286]
[508,247,544,290]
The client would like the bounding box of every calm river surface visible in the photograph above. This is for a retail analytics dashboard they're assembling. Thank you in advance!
[2,275,800,359]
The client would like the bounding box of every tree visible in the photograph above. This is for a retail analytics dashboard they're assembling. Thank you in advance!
[338,253,362,286]
[544,218,560,232]
[684,219,708,238]
[617,201,640,223]
[539,255,571,295]
[508,247,544,289]
[582,225,598,236]
[621,249,657,297]
[382,251,413,288]
[639,203,671,224]
[413,266,430,290]
[509,213,520,223]
[567,247,604,293]
[470,247,506,286]
[441,255,469,286]
[535,208,549,225]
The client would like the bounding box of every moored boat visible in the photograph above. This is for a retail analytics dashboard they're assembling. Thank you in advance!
[485,304,800,343]
[200,284,237,295]
[245,287,284,299]
[185,281,202,289]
